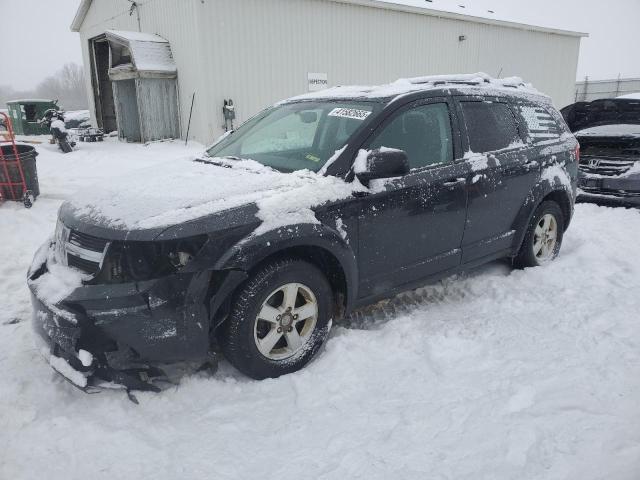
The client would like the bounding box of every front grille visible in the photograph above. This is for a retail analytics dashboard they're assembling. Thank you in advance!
[58,228,110,276]
[68,230,109,253]
[579,156,637,176]
[67,253,101,274]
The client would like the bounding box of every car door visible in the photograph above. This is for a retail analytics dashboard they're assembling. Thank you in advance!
[455,96,532,263]
[355,98,469,299]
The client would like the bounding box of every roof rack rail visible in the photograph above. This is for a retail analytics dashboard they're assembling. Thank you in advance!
[430,79,490,86]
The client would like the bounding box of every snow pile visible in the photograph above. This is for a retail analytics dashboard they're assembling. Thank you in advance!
[465,150,490,171]
[541,162,573,196]
[64,110,90,128]
[253,169,366,235]
[1,138,639,479]
[29,248,88,306]
[63,110,90,123]
[50,119,66,133]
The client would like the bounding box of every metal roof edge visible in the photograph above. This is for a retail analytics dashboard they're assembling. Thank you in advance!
[69,0,588,37]
[329,0,588,37]
[70,0,92,32]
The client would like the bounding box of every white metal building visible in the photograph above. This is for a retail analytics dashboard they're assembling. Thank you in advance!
[71,0,586,144]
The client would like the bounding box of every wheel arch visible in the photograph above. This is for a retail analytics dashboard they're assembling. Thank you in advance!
[511,183,574,256]
[209,224,358,330]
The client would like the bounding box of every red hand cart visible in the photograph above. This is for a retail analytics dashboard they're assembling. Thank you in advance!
[0,112,35,208]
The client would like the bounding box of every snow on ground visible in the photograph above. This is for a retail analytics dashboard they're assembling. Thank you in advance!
[1,138,640,479]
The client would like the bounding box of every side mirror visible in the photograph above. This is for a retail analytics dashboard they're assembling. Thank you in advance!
[356,148,410,183]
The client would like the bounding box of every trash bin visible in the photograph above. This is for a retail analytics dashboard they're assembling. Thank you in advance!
[0,144,40,201]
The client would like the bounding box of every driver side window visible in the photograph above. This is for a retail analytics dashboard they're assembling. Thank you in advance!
[368,102,453,170]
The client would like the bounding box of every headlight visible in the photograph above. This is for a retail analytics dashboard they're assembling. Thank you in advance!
[97,235,208,283]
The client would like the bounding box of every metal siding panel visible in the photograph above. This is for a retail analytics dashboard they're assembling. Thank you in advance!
[112,80,141,142]
[203,0,581,139]
[79,0,582,142]
[137,79,180,142]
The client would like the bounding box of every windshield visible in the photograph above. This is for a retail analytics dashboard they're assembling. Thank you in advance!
[207,101,379,172]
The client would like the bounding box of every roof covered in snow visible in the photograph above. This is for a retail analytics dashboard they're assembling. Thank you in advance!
[287,72,548,103]
[6,99,56,104]
[617,92,640,100]
[71,0,586,37]
[106,30,177,78]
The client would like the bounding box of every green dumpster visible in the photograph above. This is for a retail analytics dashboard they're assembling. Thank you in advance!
[5,99,58,135]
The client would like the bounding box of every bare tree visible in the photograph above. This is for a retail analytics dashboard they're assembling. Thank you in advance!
[0,63,88,111]
[60,63,85,94]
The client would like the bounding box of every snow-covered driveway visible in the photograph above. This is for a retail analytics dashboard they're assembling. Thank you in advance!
[1,139,639,479]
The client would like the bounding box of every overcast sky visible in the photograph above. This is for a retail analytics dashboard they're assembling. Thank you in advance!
[0,0,638,91]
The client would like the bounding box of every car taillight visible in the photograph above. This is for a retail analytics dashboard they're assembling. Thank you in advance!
[575,144,580,163]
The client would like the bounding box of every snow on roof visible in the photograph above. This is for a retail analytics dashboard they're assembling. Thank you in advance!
[71,0,586,37]
[287,72,547,103]
[6,99,55,104]
[106,30,170,44]
[106,30,177,74]
[366,0,586,36]
[617,93,640,100]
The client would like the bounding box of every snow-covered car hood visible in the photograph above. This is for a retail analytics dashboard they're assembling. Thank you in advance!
[59,156,363,239]
[575,124,640,138]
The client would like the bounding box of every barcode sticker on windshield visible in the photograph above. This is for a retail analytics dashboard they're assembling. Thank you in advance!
[328,108,372,121]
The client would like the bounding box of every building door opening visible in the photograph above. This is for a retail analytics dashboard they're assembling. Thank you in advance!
[89,36,117,133]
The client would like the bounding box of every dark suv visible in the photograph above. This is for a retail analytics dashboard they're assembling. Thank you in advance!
[28,74,578,391]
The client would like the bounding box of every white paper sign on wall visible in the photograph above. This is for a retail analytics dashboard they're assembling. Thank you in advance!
[308,73,328,92]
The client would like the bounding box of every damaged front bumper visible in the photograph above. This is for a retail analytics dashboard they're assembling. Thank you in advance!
[27,241,245,392]
[577,172,640,207]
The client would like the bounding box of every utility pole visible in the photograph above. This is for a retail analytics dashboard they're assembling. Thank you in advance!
[583,76,589,101]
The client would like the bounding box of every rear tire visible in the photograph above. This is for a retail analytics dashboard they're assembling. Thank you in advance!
[514,200,564,268]
[218,258,333,380]
[59,139,73,153]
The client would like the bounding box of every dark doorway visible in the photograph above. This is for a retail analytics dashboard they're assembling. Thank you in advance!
[23,104,37,122]
[89,37,117,133]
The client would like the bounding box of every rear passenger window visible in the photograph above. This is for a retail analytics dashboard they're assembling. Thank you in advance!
[461,101,520,153]
[518,104,563,141]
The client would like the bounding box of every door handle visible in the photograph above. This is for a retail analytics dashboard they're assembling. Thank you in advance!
[442,177,466,189]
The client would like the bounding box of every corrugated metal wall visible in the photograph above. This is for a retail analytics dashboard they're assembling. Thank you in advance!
[136,78,181,142]
[78,0,582,145]
[574,78,640,102]
[112,79,141,142]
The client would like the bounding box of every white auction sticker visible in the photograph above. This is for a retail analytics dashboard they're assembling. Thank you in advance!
[328,108,372,121]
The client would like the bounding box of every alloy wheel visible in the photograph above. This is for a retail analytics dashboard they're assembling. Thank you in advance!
[253,283,319,360]
[533,213,558,262]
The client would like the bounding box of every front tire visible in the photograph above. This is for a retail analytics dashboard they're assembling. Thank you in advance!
[218,258,333,379]
[514,200,564,268]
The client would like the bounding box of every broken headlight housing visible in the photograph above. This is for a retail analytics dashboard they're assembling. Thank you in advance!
[95,235,208,284]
